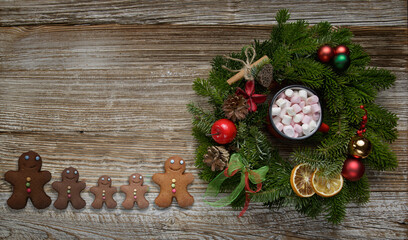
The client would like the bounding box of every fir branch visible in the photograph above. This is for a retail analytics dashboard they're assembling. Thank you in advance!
[324,190,348,224]
[291,148,323,169]
[357,68,396,90]
[187,103,216,134]
[291,195,325,219]
[346,175,370,204]
[192,78,225,105]
[275,9,290,25]
[364,131,398,170]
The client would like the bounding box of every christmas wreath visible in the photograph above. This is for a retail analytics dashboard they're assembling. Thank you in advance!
[188,10,398,224]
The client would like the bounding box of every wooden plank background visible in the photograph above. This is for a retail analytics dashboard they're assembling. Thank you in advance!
[0,1,407,239]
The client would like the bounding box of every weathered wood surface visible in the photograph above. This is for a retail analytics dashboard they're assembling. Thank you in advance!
[0,8,407,240]
[0,0,407,27]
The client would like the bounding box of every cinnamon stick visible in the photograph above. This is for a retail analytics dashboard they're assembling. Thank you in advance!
[226,55,270,85]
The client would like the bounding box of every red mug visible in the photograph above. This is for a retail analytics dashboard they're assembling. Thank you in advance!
[267,85,329,140]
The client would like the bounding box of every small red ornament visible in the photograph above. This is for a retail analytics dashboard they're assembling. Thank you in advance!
[210,119,237,144]
[334,45,350,56]
[342,157,365,181]
[317,45,335,63]
[236,80,267,112]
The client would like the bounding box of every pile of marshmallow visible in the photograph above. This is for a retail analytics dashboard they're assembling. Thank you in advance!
[271,88,321,138]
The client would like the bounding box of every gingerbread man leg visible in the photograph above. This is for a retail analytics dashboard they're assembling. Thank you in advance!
[31,191,52,209]
[154,191,173,208]
[175,190,194,208]
[91,199,103,209]
[53,196,69,210]
[71,196,86,209]
[7,192,28,210]
[105,198,117,209]
[122,197,135,209]
[136,197,149,209]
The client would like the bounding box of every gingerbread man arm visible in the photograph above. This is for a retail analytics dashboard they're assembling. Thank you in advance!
[78,181,86,191]
[90,186,98,194]
[4,170,19,185]
[120,185,131,193]
[142,185,149,193]
[152,173,165,186]
[39,171,52,184]
[108,187,117,194]
[182,173,194,185]
[52,181,63,191]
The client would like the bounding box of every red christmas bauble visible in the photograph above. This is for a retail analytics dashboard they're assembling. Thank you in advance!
[211,119,237,144]
[342,158,365,181]
[334,45,350,56]
[317,45,335,63]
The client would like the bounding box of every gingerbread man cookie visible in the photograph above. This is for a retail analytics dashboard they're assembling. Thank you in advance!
[152,156,194,208]
[52,167,86,210]
[4,151,52,209]
[120,173,149,209]
[90,175,117,209]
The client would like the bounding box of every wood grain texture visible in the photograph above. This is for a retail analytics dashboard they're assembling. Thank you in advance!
[0,23,407,240]
[0,0,407,27]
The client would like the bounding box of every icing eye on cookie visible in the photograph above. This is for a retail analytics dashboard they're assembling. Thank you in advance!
[74,170,78,175]
[139,176,143,179]
[170,159,175,164]
[102,177,105,181]
[35,156,40,161]
[25,155,29,160]
[108,178,111,181]
[132,175,136,179]
[180,160,184,165]
[66,170,70,174]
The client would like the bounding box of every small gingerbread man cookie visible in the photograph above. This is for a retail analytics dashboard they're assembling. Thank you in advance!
[120,173,149,209]
[4,151,52,209]
[52,167,86,210]
[152,156,194,208]
[90,175,117,209]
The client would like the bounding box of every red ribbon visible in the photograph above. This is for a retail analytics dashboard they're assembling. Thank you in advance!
[238,171,262,217]
[223,167,263,217]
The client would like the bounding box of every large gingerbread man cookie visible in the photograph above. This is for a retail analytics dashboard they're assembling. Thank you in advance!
[4,151,52,209]
[152,156,194,208]
[120,173,149,209]
[52,167,86,210]
[90,175,117,209]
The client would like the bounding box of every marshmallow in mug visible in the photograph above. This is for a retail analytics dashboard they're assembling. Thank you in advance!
[271,88,321,138]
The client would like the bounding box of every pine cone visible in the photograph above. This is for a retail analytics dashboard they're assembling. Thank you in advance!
[222,95,248,122]
[257,64,274,88]
[203,146,230,171]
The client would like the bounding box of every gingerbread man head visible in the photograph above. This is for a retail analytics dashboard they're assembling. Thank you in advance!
[129,173,144,186]
[61,167,80,182]
[18,151,43,171]
[164,156,186,173]
[98,175,112,187]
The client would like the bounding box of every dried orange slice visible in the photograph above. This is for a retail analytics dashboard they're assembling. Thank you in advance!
[311,170,343,197]
[290,163,315,197]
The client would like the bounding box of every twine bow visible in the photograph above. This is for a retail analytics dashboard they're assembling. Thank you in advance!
[204,153,269,217]
[223,46,257,81]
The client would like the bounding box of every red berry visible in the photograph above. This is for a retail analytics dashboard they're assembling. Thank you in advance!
[363,129,366,133]
[361,124,366,129]
[211,119,237,144]
[362,116,368,121]
[360,105,365,109]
